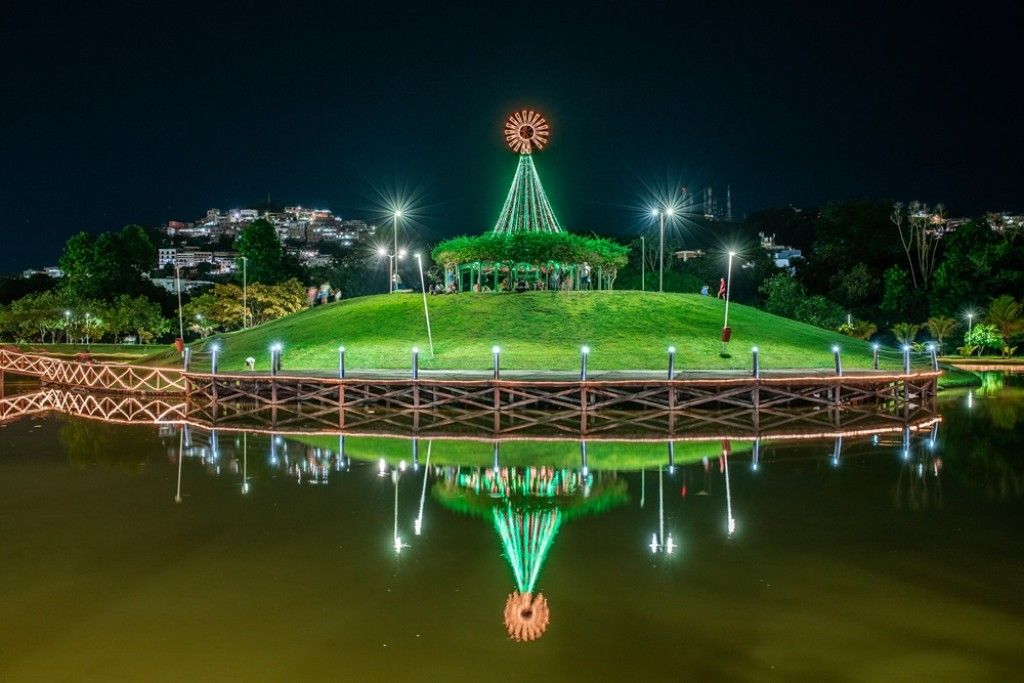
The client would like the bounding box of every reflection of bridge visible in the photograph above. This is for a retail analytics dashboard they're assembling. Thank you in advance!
[0,387,939,445]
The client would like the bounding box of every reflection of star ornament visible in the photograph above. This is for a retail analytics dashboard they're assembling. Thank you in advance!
[504,591,550,642]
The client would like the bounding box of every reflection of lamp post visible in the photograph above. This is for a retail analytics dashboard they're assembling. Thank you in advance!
[241,432,250,495]
[723,444,736,536]
[648,466,675,554]
[392,469,408,555]
[414,441,432,536]
[175,429,184,504]
[414,253,434,356]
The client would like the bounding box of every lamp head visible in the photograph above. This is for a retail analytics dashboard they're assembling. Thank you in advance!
[872,343,880,350]
[394,209,402,218]
[667,346,676,354]
[377,247,387,256]
[412,346,419,354]
[666,207,675,216]
[338,345,345,353]
[751,346,759,353]
[832,345,840,353]
[492,345,501,354]
[398,250,407,258]
[414,252,422,259]
[650,208,659,217]
[581,345,590,355]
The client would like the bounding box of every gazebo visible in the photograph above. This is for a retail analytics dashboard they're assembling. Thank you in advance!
[432,110,628,292]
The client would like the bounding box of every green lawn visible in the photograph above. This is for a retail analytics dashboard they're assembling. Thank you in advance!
[16,343,160,362]
[173,291,921,373]
[291,433,748,470]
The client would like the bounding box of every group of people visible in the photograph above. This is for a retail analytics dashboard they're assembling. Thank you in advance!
[306,283,342,307]
[699,278,729,299]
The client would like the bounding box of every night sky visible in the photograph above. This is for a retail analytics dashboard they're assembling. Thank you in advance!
[2,2,1022,273]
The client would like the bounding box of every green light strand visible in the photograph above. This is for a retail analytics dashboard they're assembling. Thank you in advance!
[493,155,563,234]
[493,505,562,593]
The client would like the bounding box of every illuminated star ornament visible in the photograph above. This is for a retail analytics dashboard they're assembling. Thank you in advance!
[504,110,549,155]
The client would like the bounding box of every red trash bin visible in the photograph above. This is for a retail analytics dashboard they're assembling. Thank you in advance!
[721,327,732,343]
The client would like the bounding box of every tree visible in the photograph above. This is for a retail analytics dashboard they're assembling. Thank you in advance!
[234,219,300,284]
[58,225,156,300]
[891,322,921,346]
[110,294,168,343]
[890,201,943,290]
[925,316,958,352]
[962,324,1002,357]
[247,279,307,324]
[986,295,1023,355]
[838,319,878,340]
[759,272,805,318]
[794,295,846,330]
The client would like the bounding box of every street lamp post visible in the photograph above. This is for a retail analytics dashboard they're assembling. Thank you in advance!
[640,236,645,292]
[64,310,71,344]
[85,312,92,346]
[175,264,184,346]
[967,312,973,336]
[241,256,248,329]
[722,251,736,343]
[651,207,675,293]
[379,248,407,294]
[414,253,434,356]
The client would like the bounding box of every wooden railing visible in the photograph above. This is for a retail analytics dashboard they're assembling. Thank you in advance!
[0,348,186,395]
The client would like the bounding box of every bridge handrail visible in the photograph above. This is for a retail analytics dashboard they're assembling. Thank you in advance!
[0,348,186,394]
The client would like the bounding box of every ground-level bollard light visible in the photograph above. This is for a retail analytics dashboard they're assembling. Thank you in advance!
[667,346,676,380]
[580,346,590,381]
[751,346,760,379]
[412,347,420,379]
[338,346,346,379]
[832,345,842,376]
[872,343,880,371]
[928,343,939,371]
[183,347,191,371]
[210,343,220,375]
[902,345,911,374]
[492,346,501,379]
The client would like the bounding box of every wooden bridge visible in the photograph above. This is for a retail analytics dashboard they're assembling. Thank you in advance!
[0,348,186,394]
[0,348,940,435]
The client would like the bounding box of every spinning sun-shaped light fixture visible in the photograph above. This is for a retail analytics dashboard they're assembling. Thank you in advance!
[505,110,549,154]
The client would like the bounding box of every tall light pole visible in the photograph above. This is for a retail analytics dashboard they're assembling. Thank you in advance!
[175,264,184,345]
[379,247,406,293]
[392,210,402,289]
[240,256,248,329]
[63,310,71,344]
[722,251,736,340]
[640,236,645,292]
[414,253,434,357]
[967,312,973,336]
[651,206,674,292]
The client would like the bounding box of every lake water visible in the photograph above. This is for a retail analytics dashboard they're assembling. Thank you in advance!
[1,376,1022,681]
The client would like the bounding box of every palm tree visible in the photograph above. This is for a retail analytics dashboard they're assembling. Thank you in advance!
[840,319,878,340]
[891,322,921,347]
[986,295,1023,356]
[925,316,958,352]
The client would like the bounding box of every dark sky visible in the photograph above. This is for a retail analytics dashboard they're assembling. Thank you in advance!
[2,2,1022,273]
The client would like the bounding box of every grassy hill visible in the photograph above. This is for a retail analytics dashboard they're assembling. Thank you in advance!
[177,291,901,373]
